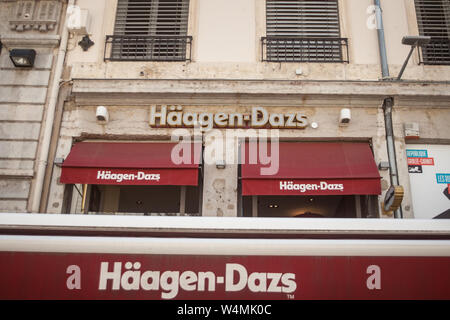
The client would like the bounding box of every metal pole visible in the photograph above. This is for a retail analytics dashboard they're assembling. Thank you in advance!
[397,45,416,81]
[382,98,403,219]
[374,0,390,78]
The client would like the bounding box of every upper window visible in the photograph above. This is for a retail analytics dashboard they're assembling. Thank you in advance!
[414,0,450,65]
[106,0,191,61]
[262,0,348,63]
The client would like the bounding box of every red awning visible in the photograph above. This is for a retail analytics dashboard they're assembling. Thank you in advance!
[60,142,201,186]
[241,142,381,196]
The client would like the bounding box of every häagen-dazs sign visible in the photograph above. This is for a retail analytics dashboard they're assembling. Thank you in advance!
[149,105,308,130]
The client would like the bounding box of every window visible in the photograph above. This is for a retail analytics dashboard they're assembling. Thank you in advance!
[415,0,450,65]
[106,0,191,61]
[262,0,348,63]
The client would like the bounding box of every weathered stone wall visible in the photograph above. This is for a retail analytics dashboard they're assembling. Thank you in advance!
[0,0,63,212]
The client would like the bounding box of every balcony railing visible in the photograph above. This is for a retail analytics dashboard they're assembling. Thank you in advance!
[104,35,192,62]
[261,37,349,63]
[418,38,450,66]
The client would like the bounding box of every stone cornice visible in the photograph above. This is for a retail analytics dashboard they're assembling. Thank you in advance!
[1,34,61,48]
[71,79,450,107]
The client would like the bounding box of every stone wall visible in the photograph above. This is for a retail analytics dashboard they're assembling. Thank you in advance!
[0,0,63,212]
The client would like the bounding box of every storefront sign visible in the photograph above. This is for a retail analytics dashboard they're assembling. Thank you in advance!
[61,167,198,186]
[407,157,434,166]
[436,173,450,184]
[279,181,344,193]
[406,149,428,158]
[97,170,160,183]
[242,178,380,196]
[1,252,449,300]
[149,105,309,130]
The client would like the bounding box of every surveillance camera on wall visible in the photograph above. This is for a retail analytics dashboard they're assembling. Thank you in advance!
[96,106,109,123]
[339,108,351,126]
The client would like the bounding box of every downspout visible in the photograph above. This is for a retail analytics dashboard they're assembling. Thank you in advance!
[374,0,390,79]
[382,97,403,219]
[374,0,403,218]
[30,0,74,213]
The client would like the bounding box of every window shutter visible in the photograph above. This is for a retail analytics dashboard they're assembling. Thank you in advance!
[110,0,190,61]
[266,0,340,37]
[264,0,346,62]
[414,0,450,65]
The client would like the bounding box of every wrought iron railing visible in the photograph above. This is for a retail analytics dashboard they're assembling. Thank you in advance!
[104,35,192,62]
[261,37,349,63]
[418,38,450,65]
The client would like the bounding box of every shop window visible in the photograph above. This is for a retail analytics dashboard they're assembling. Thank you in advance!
[414,0,450,65]
[242,195,378,218]
[66,184,200,215]
[106,0,192,61]
[262,0,349,63]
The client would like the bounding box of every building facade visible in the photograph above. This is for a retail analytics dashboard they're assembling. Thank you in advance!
[0,0,66,213]
[1,0,450,219]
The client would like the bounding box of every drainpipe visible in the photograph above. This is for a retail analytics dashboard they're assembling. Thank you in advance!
[374,0,403,218]
[382,98,403,219]
[374,0,390,79]
[30,0,74,213]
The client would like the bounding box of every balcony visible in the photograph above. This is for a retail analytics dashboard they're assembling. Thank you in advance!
[104,35,192,62]
[418,38,450,66]
[261,37,349,63]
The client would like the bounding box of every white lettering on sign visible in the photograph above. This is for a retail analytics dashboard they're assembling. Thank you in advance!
[149,105,308,130]
[98,262,297,299]
[96,171,160,183]
[279,181,344,192]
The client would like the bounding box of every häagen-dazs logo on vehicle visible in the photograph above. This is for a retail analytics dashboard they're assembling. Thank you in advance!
[98,262,297,299]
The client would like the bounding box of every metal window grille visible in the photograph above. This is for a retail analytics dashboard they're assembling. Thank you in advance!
[264,0,346,62]
[106,0,190,61]
[414,0,450,65]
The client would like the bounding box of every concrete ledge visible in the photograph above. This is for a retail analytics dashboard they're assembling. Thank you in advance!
[0,34,60,49]
[71,79,450,107]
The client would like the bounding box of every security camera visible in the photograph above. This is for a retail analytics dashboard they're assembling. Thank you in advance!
[96,106,109,123]
[339,108,351,126]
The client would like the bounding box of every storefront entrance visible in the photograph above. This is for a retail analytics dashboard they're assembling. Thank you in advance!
[240,141,381,218]
[242,194,377,218]
[60,142,202,215]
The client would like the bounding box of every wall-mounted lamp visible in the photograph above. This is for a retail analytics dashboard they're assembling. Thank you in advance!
[397,36,431,80]
[96,106,109,123]
[216,160,226,169]
[9,49,36,68]
[339,108,351,126]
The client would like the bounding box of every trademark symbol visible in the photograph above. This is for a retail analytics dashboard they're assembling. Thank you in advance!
[287,294,295,299]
